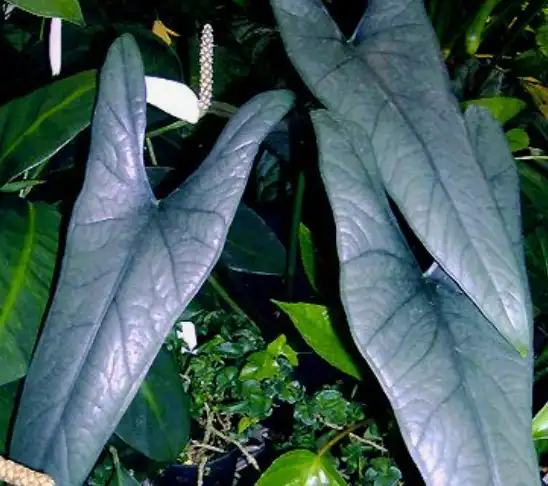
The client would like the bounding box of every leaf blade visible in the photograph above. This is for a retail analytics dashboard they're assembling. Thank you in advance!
[271,0,530,354]
[0,70,96,187]
[314,109,537,485]
[10,34,294,486]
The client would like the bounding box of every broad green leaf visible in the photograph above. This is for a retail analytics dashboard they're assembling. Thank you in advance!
[221,203,286,275]
[0,381,19,454]
[0,70,96,188]
[115,349,190,462]
[9,34,294,486]
[314,109,537,486]
[298,223,317,291]
[506,128,530,152]
[274,301,361,380]
[256,450,348,486]
[8,0,85,25]
[462,97,526,124]
[533,402,548,441]
[271,0,529,355]
[0,196,60,386]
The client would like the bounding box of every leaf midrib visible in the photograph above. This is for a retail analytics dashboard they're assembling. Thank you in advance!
[0,77,95,169]
[0,202,36,338]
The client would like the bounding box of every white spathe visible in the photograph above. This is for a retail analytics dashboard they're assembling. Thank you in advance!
[176,321,198,355]
[49,18,62,76]
[145,76,200,124]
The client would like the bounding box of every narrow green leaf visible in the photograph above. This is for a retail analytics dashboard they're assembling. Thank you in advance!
[9,0,85,26]
[10,35,294,486]
[115,349,190,462]
[298,223,317,291]
[256,450,348,486]
[533,402,548,441]
[506,128,530,152]
[0,180,44,193]
[0,70,96,187]
[462,97,527,124]
[273,301,361,380]
[0,196,60,386]
[465,0,500,55]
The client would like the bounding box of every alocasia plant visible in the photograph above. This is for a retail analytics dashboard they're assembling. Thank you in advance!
[9,34,294,485]
[270,0,539,484]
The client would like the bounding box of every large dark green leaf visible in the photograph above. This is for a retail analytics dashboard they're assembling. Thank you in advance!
[9,35,294,486]
[222,203,286,275]
[256,450,348,486]
[0,196,60,386]
[115,349,190,462]
[0,381,19,454]
[0,70,96,188]
[314,109,537,485]
[9,0,85,25]
[271,0,529,355]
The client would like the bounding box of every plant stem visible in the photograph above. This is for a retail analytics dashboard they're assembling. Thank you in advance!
[286,170,306,298]
[208,427,260,471]
[146,101,238,139]
[516,155,548,161]
[208,274,248,318]
[145,137,158,166]
[317,419,371,457]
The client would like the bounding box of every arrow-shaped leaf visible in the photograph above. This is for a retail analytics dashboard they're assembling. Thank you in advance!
[271,0,529,355]
[10,34,294,486]
[314,109,537,485]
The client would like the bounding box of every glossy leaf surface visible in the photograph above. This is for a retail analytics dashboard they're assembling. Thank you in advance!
[0,70,96,188]
[256,450,348,486]
[271,0,529,354]
[274,301,361,380]
[0,196,60,386]
[9,0,85,25]
[10,34,294,486]
[314,109,537,486]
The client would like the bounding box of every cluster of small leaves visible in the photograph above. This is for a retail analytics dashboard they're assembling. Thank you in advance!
[178,311,302,436]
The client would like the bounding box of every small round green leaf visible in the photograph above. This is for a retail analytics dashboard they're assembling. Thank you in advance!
[256,450,348,486]
[506,128,530,152]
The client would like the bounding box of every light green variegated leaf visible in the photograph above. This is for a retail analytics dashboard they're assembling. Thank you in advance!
[314,109,537,486]
[0,197,60,386]
[271,0,529,355]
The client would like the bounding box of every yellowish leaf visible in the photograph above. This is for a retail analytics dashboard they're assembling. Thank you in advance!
[520,77,548,119]
[152,20,180,46]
